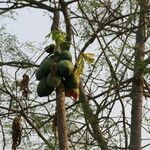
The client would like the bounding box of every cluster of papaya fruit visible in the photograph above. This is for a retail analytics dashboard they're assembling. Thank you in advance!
[35,44,79,100]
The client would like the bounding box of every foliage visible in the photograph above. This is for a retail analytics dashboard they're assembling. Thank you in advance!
[0,0,150,150]
[46,30,66,46]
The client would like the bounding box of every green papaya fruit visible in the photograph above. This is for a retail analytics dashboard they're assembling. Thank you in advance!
[37,77,54,97]
[36,56,55,80]
[54,49,62,57]
[57,60,73,77]
[64,73,79,89]
[60,50,72,61]
[47,74,61,88]
[40,56,54,71]
[60,41,70,51]
[35,68,44,81]
[44,44,55,54]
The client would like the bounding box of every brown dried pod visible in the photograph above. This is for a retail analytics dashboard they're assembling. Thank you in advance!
[12,116,22,150]
[20,74,31,98]
[20,74,29,91]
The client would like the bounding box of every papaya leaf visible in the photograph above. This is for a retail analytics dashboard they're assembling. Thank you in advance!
[74,53,95,78]
[45,30,66,45]
[51,30,66,45]
[74,56,84,78]
[82,53,95,64]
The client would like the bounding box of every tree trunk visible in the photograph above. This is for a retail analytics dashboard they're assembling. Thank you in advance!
[52,2,70,149]
[56,83,69,150]
[129,1,148,149]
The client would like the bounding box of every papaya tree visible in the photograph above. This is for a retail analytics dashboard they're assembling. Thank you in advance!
[0,0,150,150]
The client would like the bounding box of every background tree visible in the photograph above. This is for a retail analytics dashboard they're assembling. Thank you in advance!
[0,0,150,150]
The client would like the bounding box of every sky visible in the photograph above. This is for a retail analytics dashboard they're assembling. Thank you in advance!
[0,6,150,150]
[1,8,51,44]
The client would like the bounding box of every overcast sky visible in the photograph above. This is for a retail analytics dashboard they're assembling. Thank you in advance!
[0,6,150,150]
[1,8,51,44]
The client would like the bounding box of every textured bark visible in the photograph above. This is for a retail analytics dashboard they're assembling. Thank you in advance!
[79,82,110,150]
[56,83,69,150]
[51,9,60,32]
[51,5,69,149]
[59,0,72,50]
[129,1,148,150]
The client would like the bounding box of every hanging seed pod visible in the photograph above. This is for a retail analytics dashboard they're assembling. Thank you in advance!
[12,116,22,150]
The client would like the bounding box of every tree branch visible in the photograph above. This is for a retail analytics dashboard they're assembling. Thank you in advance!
[0,61,39,68]
[59,0,72,50]
[79,81,110,150]
[0,0,59,13]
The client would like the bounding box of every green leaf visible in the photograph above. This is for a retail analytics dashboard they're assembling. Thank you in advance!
[82,53,95,64]
[52,30,66,45]
[45,30,66,45]
[74,53,95,78]
[74,56,84,78]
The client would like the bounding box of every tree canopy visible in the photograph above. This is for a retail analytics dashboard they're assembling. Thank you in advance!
[0,0,150,150]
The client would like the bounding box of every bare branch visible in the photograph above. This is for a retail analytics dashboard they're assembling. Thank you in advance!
[0,61,39,68]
